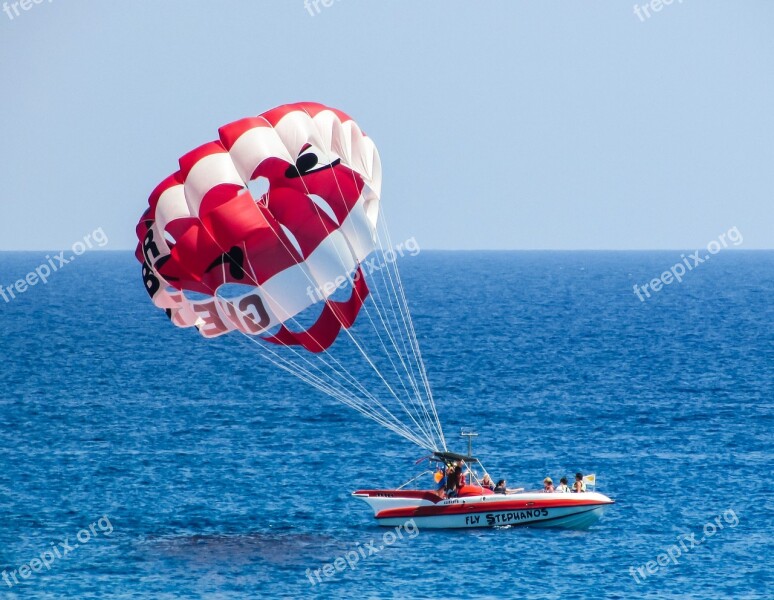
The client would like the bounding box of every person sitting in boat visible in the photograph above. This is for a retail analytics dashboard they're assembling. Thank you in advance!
[542,477,555,493]
[494,479,507,494]
[556,477,571,493]
[481,473,495,491]
[573,472,587,493]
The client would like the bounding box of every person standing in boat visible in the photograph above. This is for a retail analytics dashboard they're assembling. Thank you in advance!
[456,462,466,489]
[434,466,447,498]
[445,464,458,497]
[556,477,571,493]
[573,472,587,493]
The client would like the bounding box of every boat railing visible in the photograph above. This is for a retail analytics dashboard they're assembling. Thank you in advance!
[396,470,434,490]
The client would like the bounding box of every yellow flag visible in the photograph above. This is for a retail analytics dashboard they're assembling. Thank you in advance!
[583,474,596,485]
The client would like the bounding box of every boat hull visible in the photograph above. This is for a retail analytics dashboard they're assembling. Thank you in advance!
[352,490,614,530]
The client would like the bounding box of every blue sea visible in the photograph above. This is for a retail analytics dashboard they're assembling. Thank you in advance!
[0,250,771,599]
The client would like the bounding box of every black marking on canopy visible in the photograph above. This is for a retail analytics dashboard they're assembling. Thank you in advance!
[285,153,341,179]
[206,246,246,280]
[154,255,178,281]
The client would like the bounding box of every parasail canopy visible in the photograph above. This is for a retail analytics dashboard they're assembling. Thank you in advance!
[136,102,446,452]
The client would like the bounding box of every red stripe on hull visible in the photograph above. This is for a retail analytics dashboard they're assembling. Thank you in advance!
[375,498,611,520]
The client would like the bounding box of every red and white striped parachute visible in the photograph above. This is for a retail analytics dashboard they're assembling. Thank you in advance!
[136,102,380,351]
[136,102,446,451]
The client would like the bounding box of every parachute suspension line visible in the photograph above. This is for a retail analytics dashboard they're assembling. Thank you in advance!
[221,269,435,449]
[372,210,447,451]
[254,114,425,433]
[205,245,425,447]
[246,197,439,452]
[298,124,441,449]
[307,162,437,443]
[361,255,433,428]
[377,218,446,450]
[359,221,440,444]
[262,113,441,451]
[195,207,439,451]
[337,293,438,447]
[311,132,446,451]
[356,276,440,446]
[333,158,445,449]
[298,108,443,448]
[234,242,439,451]
[321,143,444,450]
[233,331,433,449]
[243,335,433,450]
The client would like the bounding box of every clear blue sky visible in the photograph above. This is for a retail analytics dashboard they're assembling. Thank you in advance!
[1,1,772,250]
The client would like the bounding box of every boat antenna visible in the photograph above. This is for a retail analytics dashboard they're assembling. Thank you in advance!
[460,428,478,458]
